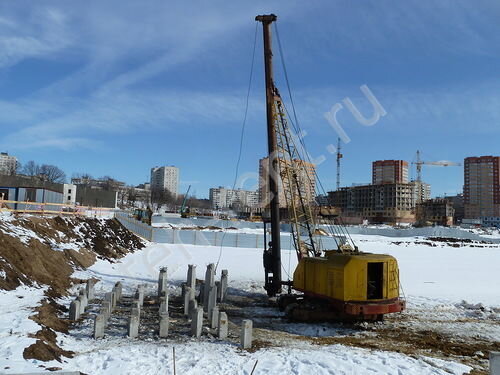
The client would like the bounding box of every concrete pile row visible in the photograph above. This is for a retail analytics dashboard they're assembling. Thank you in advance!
[69,280,96,321]
[93,282,124,339]
[182,263,253,349]
[127,284,146,338]
[87,265,252,349]
[157,267,169,338]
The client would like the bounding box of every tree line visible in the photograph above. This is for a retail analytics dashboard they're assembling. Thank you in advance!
[0,160,68,183]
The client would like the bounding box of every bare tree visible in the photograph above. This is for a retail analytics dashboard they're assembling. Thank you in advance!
[127,187,137,206]
[7,161,21,176]
[15,161,22,175]
[190,197,211,209]
[100,176,122,191]
[71,173,94,186]
[72,172,93,180]
[151,188,176,207]
[39,164,66,183]
[22,161,40,177]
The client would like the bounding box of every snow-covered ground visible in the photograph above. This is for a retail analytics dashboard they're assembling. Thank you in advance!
[0,286,47,372]
[355,235,500,305]
[1,233,499,374]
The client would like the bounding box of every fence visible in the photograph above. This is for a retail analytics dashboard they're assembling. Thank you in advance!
[115,212,343,250]
[115,212,500,248]
[0,199,117,218]
[115,212,154,241]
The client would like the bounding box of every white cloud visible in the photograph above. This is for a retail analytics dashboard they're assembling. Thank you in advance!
[298,1,500,57]
[0,7,72,68]
[287,80,500,138]
[0,89,262,150]
[1,0,499,153]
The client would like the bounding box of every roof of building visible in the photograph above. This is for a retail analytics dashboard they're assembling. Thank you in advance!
[0,175,64,193]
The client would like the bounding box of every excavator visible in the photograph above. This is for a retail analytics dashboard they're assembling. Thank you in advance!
[256,14,405,321]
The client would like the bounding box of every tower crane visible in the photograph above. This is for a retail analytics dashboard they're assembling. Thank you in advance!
[413,150,461,182]
[336,137,342,191]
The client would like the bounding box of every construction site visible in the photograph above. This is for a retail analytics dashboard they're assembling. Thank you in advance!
[0,6,499,375]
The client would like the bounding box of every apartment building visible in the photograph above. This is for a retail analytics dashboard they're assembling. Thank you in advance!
[150,166,179,196]
[464,156,500,219]
[444,194,464,224]
[258,157,316,208]
[372,160,409,184]
[328,181,430,224]
[0,152,17,175]
[416,198,455,226]
[209,187,258,209]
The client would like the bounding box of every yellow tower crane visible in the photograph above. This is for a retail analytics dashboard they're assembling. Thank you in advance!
[413,150,462,183]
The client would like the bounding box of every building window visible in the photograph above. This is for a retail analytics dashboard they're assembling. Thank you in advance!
[0,189,8,200]
[68,189,72,194]
[25,188,37,202]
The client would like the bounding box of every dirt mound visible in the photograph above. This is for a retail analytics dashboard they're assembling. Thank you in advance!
[0,214,145,363]
[24,327,74,362]
[428,236,484,244]
[0,215,144,294]
[30,298,70,333]
[392,237,496,248]
[24,299,75,363]
[0,233,73,292]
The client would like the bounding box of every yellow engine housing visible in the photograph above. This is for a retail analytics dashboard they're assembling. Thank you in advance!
[293,251,403,316]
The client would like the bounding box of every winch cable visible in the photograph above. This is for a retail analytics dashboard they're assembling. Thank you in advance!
[215,21,258,272]
[274,22,357,250]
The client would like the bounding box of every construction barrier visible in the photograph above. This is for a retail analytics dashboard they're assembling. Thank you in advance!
[114,212,342,250]
[153,215,500,244]
[0,199,116,218]
[115,212,154,241]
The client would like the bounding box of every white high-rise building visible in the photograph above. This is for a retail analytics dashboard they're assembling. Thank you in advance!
[209,187,259,209]
[0,152,17,175]
[150,166,179,196]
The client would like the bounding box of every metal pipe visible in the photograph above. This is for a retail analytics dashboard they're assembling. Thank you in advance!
[256,14,282,296]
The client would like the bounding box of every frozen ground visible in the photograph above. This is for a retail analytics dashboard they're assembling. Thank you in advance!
[0,286,47,373]
[1,233,499,374]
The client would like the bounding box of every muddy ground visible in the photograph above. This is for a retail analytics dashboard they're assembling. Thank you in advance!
[67,283,499,375]
[226,292,499,375]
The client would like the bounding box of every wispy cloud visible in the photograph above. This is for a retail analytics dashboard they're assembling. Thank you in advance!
[295,0,500,58]
[1,0,499,158]
[286,80,500,138]
[0,1,273,150]
[0,89,262,150]
[0,7,72,68]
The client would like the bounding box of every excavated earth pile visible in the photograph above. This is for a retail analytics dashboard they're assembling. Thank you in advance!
[0,214,145,362]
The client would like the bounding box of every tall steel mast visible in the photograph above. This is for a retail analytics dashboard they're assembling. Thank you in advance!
[256,14,282,297]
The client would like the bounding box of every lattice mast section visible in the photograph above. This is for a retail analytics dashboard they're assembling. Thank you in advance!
[273,91,320,259]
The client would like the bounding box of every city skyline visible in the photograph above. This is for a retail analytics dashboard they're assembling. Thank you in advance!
[5,150,499,200]
[1,1,499,198]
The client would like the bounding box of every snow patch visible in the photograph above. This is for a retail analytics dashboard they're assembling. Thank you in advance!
[0,286,47,372]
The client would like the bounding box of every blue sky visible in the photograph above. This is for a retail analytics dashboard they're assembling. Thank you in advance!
[1,1,499,198]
